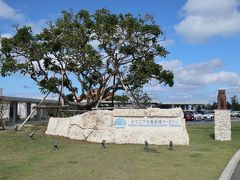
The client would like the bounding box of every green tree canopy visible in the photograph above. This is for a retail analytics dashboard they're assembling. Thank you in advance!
[0,9,174,108]
[230,95,240,111]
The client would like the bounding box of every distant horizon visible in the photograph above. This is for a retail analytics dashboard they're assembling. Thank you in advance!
[0,87,219,105]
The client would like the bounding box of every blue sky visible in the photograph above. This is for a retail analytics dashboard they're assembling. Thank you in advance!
[0,0,240,103]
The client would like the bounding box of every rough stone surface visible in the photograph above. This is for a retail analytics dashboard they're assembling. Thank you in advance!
[214,110,231,141]
[46,108,189,145]
[217,89,227,109]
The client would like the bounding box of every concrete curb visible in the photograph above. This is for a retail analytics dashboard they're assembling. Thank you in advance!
[219,149,240,180]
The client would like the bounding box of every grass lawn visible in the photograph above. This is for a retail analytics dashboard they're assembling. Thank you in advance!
[0,121,240,180]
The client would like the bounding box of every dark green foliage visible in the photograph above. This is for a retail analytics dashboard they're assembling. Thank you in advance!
[196,105,201,111]
[114,95,130,106]
[209,98,238,110]
[209,102,218,110]
[0,9,174,108]
[230,95,240,111]
[131,88,152,108]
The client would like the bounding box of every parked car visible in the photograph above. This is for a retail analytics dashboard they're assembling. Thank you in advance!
[183,111,194,121]
[230,111,240,117]
[193,111,204,121]
[198,110,214,121]
[185,110,204,121]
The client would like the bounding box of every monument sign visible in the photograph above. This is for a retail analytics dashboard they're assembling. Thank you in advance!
[46,108,189,145]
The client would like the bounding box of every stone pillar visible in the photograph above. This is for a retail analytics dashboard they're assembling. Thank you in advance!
[214,110,231,141]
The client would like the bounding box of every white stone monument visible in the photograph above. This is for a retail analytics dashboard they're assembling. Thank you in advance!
[214,110,231,141]
[214,89,231,141]
[46,108,189,145]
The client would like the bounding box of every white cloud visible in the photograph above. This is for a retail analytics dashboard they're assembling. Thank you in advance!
[160,38,175,47]
[144,59,240,103]
[0,0,25,21]
[175,0,240,43]
[0,1,47,34]
[228,86,240,93]
[182,0,238,15]
[160,59,183,71]
[160,59,240,87]
[185,59,223,74]
[0,33,12,38]
[26,19,47,34]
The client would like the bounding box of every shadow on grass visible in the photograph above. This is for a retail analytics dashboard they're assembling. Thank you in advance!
[0,128,20,131]
[144,148,161,153]
[66,160,79,164]
[210,133,215,139]
[189,153,202,158]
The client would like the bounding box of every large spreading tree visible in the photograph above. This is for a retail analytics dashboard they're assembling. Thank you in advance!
[0,9,174,109]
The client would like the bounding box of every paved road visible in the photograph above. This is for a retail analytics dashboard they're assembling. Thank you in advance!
[231,160,240,180]
[231,117,240,121]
